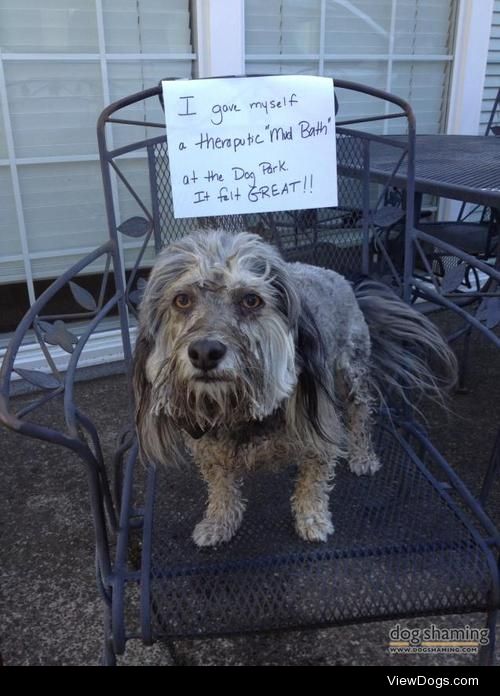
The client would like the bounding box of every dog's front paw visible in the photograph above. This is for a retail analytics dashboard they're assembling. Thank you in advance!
[295,512,334,543]
[192,516,239,547]
[349,451,382,476]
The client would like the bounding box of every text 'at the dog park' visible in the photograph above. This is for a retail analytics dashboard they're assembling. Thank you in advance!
[162,76,338,218]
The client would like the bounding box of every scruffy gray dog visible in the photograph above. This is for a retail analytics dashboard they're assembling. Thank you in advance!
[133,230,456,547]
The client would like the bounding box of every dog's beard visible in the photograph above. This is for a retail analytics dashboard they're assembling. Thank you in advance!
[150,347,266,436]
[170,377,260,436]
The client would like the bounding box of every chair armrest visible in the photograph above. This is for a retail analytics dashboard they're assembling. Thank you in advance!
[0,241,120,444]
[0,242,123,578]
[395,418,500,548]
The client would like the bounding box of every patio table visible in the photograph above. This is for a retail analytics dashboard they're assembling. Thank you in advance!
[365,133,500,347]
[371,134,500,210]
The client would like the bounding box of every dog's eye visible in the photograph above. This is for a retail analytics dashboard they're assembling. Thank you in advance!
[241,293,263,310]
[173,293,192,310]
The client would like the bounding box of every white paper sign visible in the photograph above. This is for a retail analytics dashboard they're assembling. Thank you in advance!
[162,76,337,218]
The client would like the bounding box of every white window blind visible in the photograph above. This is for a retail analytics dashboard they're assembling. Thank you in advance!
[0,0,194,293]
[480,0,500,133]
[245,0,456,134]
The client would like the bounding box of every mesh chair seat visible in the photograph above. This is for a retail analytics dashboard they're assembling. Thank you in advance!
[125,423,498,641]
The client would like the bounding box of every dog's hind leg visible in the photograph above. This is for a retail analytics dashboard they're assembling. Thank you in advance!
[337,362,381,476]
[192,458,246,547]
[291,453,335,542]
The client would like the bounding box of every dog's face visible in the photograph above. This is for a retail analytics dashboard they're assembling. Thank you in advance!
[134,231,302,455]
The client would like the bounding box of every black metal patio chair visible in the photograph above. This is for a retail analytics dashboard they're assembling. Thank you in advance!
[409,88,500,390]
[0,79,499,665]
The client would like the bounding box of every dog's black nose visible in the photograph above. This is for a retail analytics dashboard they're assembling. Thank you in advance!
[188,339,227,371]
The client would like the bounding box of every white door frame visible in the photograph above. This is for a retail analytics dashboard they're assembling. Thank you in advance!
[442,0,494,218]
[193,0,245,78]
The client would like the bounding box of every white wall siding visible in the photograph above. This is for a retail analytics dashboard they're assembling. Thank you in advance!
[480,0,500,133]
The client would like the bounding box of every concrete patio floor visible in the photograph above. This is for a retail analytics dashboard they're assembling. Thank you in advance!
[1,315,499,666]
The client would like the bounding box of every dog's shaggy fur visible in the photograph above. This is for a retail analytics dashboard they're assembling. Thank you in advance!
[133,230,456,547]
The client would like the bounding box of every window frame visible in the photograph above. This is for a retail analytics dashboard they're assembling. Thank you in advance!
[1,0,495,369]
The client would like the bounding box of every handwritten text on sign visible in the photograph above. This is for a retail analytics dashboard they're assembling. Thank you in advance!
[162,76,338,218]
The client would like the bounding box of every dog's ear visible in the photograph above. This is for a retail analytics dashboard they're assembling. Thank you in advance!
[133,328,184,467]
[265,254,338,448]
[291,304,340,450]
[269,259,301,332]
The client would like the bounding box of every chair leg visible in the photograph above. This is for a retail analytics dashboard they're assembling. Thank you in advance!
[478,609,497,665]
[165,640,182,666]
[456,326,473,393]
[479,426,500,505]
[101,604,117,666]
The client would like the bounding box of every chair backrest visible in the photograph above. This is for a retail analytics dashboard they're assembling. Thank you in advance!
[97,78,416,330]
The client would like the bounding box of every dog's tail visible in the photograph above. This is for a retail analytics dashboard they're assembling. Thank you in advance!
[354,280,457,409]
